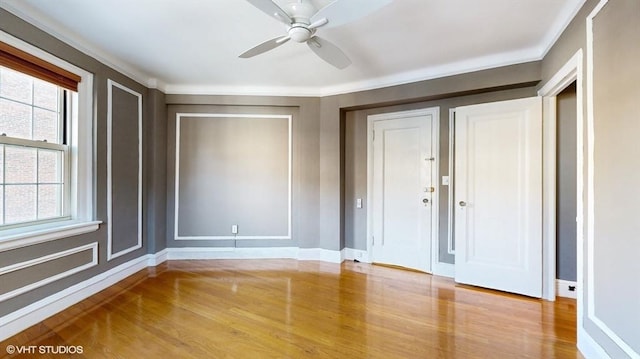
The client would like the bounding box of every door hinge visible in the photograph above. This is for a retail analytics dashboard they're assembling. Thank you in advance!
[373,130,376,141]
[372,235,375,245]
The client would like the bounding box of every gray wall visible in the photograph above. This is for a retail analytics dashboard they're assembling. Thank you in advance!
[556,83,577,281]
[145,89,168,254]
[591,0,640,354]
[165,99,320,249]
[176,115,290,238]
[0,9,166,317]
[110,86,142,254]
[541,0,640,357]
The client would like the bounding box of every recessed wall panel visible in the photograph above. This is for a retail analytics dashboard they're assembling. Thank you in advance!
[590,0,640,355]
[175,114,291,239]
[107,80,142,260]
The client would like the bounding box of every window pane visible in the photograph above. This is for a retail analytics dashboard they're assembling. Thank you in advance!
[5,184,37,224]
[38,184,62,219]
[0,98,32,139]
[38,149,63,183]
[34,107,60,143]
[5,146,37,183]
[0,144,3,183]
[0,68,33,104]
[33,79,58,111]
[0,185,3,225]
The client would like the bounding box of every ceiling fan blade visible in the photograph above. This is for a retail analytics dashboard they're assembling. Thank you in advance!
[311,0,392,28]
[245,0,292,25]
[239,36,290,58]
[307,36,351,69]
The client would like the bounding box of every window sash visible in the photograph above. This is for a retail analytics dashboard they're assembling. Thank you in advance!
[0,138,70,229]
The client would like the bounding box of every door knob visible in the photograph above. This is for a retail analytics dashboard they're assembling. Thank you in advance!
[459,201,467,207]
[422,198,429,204]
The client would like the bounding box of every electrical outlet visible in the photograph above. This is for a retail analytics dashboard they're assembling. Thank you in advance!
[231,224,238,234]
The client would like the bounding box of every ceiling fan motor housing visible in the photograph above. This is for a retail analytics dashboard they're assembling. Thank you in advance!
[289,25,312,42]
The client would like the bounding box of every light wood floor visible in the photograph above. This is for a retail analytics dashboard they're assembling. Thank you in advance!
[1,260,582,358]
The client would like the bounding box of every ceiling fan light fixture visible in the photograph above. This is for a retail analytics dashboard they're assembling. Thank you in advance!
[289,26,312,42]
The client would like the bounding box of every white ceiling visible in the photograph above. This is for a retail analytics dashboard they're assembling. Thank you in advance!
[1,0,585,96]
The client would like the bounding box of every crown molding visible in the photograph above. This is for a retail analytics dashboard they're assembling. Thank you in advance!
[165,47,542,97]
[540,0,587,58]
[1,2,155,89]
[2,0,586,97]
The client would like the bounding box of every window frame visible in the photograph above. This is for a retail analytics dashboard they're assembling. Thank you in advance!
[0,81,70,228]
[0,31,100,251]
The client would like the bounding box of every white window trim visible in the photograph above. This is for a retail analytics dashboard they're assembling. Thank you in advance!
[0,31,100,251]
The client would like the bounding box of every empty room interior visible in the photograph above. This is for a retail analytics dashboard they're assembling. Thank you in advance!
[0,0,638,358]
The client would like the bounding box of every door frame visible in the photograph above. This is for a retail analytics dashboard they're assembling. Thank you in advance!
[366,107,440,273]
[537,49,584,301]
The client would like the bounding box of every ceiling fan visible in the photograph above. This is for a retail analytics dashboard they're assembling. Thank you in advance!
[239,0,392,69]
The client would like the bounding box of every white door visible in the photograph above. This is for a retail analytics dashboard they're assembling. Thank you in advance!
[454,97,542,297]
[369,109,437,273]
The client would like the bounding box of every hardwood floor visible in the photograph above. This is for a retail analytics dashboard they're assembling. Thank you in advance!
[1,260,582,358]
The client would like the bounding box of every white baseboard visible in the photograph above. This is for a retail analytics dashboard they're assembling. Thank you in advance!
[167,247,299,260]
[147,248,168,266]
[578,326,611,359]
[433,262,455,278]
[343,248,371,263]
[298,248,344,263]
[556,279,578,299]
[167,247,345,263]
[0,250,166,341]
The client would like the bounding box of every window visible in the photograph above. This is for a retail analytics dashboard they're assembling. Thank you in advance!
[0,66,70,227]
[0,34,98,250]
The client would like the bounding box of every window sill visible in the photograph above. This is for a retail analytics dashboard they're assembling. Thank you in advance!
[0,220,102,252]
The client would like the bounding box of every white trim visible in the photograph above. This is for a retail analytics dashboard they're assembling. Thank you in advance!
[147,249,168,267]
[432,262,455,278]
[1,0,585,98]
[556,279,578,299]
[539,0,588,58]
[0,242,97,302]
[166,247,344,262]
[447,109,456,255]
[366,108,440,273]
[173,113,293,241]
[585,2,639,358]
[298,248,344,264]
[0,220,100,251]
[0,250,166,341]
[538,50,583,302]
[0,31,96,248]
[343,248,371,263]
[0,3,155,89]
[578,326,612,359]
[106,80,144,261]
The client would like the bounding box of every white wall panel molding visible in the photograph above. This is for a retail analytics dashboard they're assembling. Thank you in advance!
[0,242,98,302]
[107,79,143,261]
[585,1,638,357]
[0,249,166,341]
[174,113,292,241]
